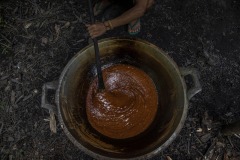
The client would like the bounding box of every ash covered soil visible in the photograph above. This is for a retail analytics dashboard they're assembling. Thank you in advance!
[0,0,240,159]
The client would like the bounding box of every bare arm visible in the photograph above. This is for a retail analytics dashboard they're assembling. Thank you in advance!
[87,0,154,38]
[110,0,149,28]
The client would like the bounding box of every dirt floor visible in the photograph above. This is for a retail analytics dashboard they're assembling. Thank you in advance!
[1,0,240,159]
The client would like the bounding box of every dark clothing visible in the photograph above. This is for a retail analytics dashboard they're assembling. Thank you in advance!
[111,0,134,10]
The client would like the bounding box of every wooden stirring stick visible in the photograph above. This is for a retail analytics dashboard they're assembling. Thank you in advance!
[87,0,105,90]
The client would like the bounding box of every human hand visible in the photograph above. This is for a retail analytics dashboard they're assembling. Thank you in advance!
[86,23,107,38]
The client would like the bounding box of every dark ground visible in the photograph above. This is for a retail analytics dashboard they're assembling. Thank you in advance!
[0,0,240,159]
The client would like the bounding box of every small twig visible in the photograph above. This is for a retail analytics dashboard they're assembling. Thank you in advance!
[23,94,32,102]
[222,120,240,136]
[19,1,23,19]
[187,135,191,155]
[35,74,45,81]
[27,0,40,14]
[4,23,18,32]
[25,61,39,73]
[1,47,7,54]
[47,2,52,10]
[215,154,220,160]
[0,121,4,135]
[227,136,240,152]
[73,11,83,23]
[0,33,12,44]
[46,136,59,148]
[1,118,20,135]
[14,34,34,40]
[195,148,204,158]
[194,133,203,145]
[235,134,240,139]
[204,139,217,160]
[0,42,11,48]
[39,19,48,28]
[0,146,8,160]
[9,135,28,151]
[227,136,234,148]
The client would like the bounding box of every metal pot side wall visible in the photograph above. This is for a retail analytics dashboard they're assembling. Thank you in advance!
[55,37,188,160]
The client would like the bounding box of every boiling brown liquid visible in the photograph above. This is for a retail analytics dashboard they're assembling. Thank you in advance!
[86,64,158,139]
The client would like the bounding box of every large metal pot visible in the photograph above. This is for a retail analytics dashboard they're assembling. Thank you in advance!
[42,37,201,159]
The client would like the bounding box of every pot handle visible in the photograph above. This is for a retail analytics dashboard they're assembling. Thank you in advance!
[41,81,58,115]
[179,68,202,100]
